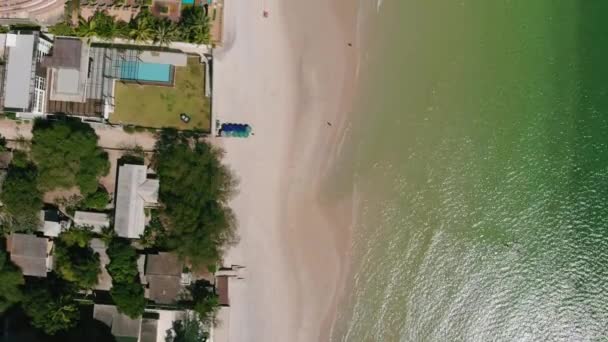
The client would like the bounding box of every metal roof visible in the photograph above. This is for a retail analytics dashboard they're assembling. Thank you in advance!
[8,233,49,277]
[74,211,110,232]
[3,33,36,110]
[114,164,159,239]
[93,304,142,339]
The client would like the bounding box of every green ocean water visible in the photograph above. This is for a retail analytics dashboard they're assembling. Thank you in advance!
[331,1,608,341]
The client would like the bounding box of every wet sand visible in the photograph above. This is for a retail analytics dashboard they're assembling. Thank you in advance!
[211,0,360,340]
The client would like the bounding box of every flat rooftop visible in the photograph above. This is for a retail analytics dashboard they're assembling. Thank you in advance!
[3,33,36,110]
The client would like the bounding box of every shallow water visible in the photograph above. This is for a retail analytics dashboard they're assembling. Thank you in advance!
[331,1,608,340]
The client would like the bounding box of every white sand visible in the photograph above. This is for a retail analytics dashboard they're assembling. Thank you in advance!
[211,0,359,340]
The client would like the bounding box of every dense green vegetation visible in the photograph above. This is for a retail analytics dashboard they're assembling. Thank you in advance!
[50,7,211,45]
[81,187,110,211]
[54,230,101,289]
[106,238,146,318]
[0,248,24,313]
[153,130,237,266]
[109,282,146,318]
[165,312,208,342]
[0,151,43,232]
[140,211,168,249]
[31,119,109,196]
[189,280,218,324]
[22,277,80,335]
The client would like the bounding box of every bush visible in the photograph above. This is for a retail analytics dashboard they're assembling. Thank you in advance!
[106,238,146,318]
[81,188,110,210]
[110,282,146,318]
[32,119,109,195]
[123,125,136,134]
[0,152,43,232]
[2,112,17,120]
[189,280,218,324]
[48,22,76,36]
[106,238,138,283]
[54,230,101,289]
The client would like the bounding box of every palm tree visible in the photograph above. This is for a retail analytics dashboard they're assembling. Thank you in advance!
[187,15,210,44]
[129,13,155,42]
[76,15,97,39]
[180,5,211,44]
[153,19,178,47]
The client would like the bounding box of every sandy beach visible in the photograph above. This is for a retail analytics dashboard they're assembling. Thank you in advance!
[211,0,359,340]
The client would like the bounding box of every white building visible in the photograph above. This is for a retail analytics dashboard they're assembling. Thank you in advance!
[1,32,52,115]
[114,164,159,239]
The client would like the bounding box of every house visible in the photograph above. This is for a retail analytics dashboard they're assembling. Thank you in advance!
[93,304,142,341]
[114,164,159,239]
[41,37,106,116]
[145,252,183,304]
[1,31,52,115]
[6,233,52,277]
[74,211,110,232]
[38,208,70,237]
[90,238,112,291]
[42,38,89,103]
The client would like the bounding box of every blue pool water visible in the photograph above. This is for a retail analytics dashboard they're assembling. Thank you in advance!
[182,0,194,4]
[120,62,171,83]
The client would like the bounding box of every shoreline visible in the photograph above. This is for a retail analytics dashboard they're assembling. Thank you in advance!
[280,0,361,339]
[211,0,362,339]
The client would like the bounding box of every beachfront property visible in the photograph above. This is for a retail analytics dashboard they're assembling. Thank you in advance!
[77,0,224,45]
[0,31,52,115]
[114,163,159,239]
[6,233,53,277]
[0,32,211,129]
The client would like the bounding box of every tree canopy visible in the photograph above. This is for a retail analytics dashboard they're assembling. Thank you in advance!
[81,187,110,211]
[165,312,208,342]
[106,238,138,283]
[0,248,24,313]
[22,277,80,335]
[54,230,101,289]
[106,238,145,318]
[0,151,43,232]
[154,131,237,266]
[109,282,146,319]
[31,119,109,196]
[189,280,219,325]
[49,7,212,45]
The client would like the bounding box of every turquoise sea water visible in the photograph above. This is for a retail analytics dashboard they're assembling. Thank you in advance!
[331,1,608,340]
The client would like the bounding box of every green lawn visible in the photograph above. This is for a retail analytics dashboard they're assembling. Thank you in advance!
[111,57,210,131]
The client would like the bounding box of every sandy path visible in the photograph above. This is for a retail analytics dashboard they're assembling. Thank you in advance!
[0,120,156,151]
[212,0,359,340]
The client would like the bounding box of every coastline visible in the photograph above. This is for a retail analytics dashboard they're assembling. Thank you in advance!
[211,0,361,339]
[280,0,361,340]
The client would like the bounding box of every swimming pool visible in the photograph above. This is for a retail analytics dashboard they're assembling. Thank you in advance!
[182,0,195,4]
[120,61,172,83]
